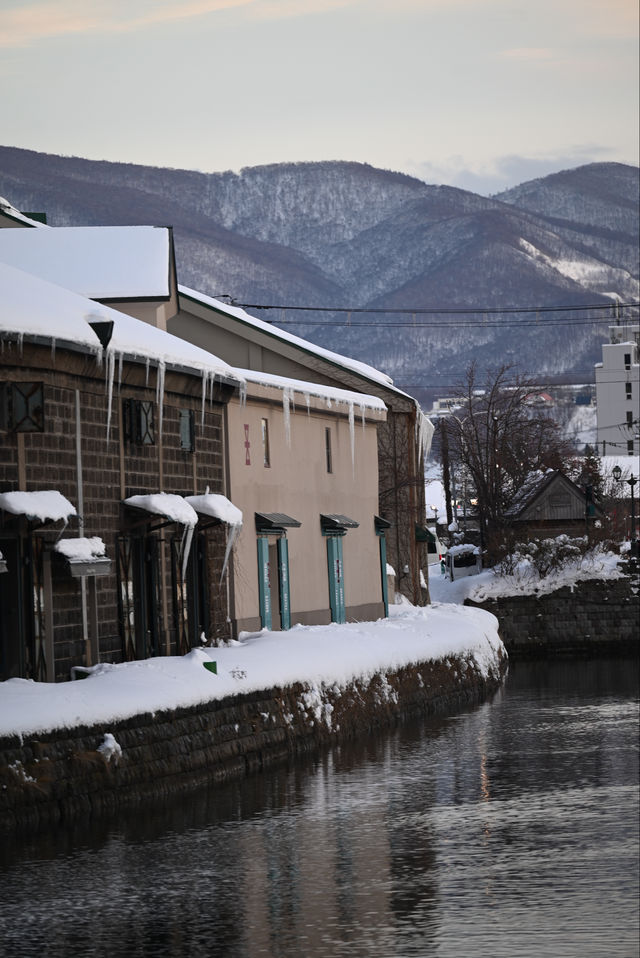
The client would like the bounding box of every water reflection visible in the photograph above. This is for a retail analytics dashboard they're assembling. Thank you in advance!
[1,658,638,958]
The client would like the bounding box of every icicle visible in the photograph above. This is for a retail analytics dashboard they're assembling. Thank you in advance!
[145,358,150,385]
[201,370,208,429]
[50,338,56,364]
[282,386,293,447]
[348,401,355,475]
[105,349,117,441]
[360,402,366,432]
[305,394,311,416]
[415,408,434,463]
[156,362,166,438]
[118,353,123,390]
[180,523,194,582]
[220,521,241,584]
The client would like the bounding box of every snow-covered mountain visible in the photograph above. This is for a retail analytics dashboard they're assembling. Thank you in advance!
[0,146,637,395]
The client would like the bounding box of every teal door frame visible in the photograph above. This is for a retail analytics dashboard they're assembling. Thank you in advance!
[377,531,389,617]
[257,534,292,630]
[325,533,346,624]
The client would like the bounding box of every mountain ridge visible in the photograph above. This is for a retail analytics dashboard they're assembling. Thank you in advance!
[1,145,638,394]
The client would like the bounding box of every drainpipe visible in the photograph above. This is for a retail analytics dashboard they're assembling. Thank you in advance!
[75,390,89,663]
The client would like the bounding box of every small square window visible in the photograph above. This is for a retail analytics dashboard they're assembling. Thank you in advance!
[625,382,632,400]
[123,398,155,446]
[628,440,634,455]
[0,382,45,432]
[179,409,195,453]
[627,410,634,426]
[325,427,333,474]
[624,352,631,370]
[261,418,270,467]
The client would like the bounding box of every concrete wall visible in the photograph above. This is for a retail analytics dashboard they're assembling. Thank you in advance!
[465,575,639,657]
[226,382,386,632]
[0,649,507,834]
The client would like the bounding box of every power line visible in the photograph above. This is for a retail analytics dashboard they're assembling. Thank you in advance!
[231,300,640,329]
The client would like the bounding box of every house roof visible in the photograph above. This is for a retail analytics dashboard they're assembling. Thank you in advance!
[0,196,47,228]
[504,469,600,520]
[0,225,172,300]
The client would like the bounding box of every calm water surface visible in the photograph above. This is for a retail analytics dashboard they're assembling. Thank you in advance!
[1,658,638,958]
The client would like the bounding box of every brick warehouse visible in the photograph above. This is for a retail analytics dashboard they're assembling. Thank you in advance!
[0,262,242,682]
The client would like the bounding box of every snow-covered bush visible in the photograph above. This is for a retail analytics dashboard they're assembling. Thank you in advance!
[494,534,613,580]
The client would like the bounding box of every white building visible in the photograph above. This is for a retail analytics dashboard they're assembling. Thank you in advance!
[595,323,640,457]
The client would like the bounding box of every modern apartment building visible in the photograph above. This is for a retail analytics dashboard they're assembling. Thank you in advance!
[595,323,640,457]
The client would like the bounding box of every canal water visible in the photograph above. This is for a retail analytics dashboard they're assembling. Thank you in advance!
[1,658,638,958]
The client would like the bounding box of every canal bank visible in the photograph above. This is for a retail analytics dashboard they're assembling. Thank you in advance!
[463,571,640,658]
[0,605,506,833]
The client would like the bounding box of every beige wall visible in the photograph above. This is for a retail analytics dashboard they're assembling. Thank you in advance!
[226,382,386,633]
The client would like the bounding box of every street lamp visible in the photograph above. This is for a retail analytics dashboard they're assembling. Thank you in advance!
[612,465,638,555]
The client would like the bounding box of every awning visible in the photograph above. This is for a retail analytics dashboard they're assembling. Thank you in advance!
[255,512,302,534]
[374,515,391,533]
[54,537,112,577]
[320,514,359,533]
[415,525,436,543]
[123,493,198,528]
[186,494,242,529]
[123,493,197,582]
[0,490,77,525]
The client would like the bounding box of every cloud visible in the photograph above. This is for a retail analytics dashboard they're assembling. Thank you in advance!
[408,148,625,196]
[0,0,252,47]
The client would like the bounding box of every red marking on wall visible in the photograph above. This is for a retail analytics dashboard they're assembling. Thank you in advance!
[244,424,251,465]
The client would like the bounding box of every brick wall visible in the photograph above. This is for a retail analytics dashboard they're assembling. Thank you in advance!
[0,341,232,681]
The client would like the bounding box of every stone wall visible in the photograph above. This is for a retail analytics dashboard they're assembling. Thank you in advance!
[0,649,506,833]
[465,574,639,657]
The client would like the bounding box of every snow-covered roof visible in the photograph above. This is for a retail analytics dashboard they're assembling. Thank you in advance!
[124,494,199,528]
[1,261,104,353]
[0,196,48,228]
[179,285,398,393]
[0,490,77,523]
[239,367,387,413]
[185,494,243,528]
[0,225,172,299]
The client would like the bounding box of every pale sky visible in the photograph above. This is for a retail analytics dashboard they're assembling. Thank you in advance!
[0,0,638,193]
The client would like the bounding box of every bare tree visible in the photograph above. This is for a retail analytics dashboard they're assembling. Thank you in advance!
[446,362,574,551]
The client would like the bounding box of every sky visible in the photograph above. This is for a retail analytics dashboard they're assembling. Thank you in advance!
[0,0,638,194]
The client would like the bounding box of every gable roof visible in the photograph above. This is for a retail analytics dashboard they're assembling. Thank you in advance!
[0,225,173,300]
[0,196,48,228]
[505,469,601,520]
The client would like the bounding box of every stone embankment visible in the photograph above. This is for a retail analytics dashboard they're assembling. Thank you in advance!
[0,649,506,833]
[465,574,639,658]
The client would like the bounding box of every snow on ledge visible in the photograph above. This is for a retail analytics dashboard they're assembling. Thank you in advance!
[185,494,242,528]
[54,537,106,561]
[124,494,198,528]
[0,490,77,523]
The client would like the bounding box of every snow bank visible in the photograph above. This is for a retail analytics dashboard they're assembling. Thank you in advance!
[0,490,77,523]
[54,537,106,561]
[0,604,502,738]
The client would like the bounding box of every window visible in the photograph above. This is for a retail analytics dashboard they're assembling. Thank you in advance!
[628,440,635,455]
[624,352,631,370]
[625,382,632,400]
[627,410,634,426]
[261,418,270,467]
[123,398,155,446]
[325,427,332,473]
[179,409,195,453]
[0,382,45,432]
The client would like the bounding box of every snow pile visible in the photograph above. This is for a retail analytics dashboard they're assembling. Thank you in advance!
[0,490,77,523]
[54,537,106,561]
[0,604,503,738]
[97,732,122,763]
[468,549,626,601]
[124,494,198,527]
[185,494,242,528]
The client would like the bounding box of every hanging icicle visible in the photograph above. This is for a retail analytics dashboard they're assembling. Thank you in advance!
[282,386,293,446]
[105,348,117,441]
[348,401,355,475]
[155,361,166,437]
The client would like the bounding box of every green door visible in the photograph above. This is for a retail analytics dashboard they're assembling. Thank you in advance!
[257,535,272,630]
[277,537,292,630]
[378,532,389,618]
[326,535,346,624]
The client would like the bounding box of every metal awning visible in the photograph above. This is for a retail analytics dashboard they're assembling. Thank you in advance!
[255,512,302,534]
[0,490,77,525]
[123,494,198,530]
[186,494,243,529]
[320,514,359,533]
[416,524,436,543]
[374,515,391,533]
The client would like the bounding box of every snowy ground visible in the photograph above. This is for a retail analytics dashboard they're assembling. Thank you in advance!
[0,603,502,740]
